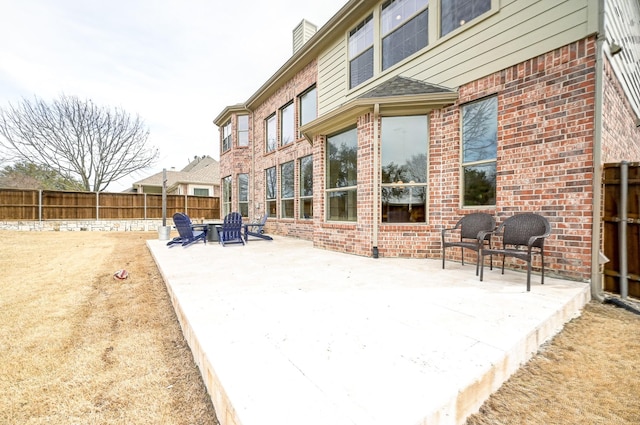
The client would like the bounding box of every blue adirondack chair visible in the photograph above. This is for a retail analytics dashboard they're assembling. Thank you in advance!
[219,212,245,246]
[167,212,207,247]
[243,213,273,242]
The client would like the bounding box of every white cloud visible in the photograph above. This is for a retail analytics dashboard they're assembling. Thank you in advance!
[0,0,346,190]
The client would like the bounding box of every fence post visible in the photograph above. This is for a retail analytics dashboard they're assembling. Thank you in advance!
[96,192,99,220]
[39,190,42,222]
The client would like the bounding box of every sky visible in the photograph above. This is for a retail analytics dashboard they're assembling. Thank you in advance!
[0,0,347,191]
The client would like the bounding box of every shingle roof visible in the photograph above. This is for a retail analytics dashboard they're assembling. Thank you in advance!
[133,156,219,188]
[358,76,456,99]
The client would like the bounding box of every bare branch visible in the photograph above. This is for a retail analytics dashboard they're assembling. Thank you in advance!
[0,95,158,191]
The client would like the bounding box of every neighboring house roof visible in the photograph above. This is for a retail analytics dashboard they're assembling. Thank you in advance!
[133,156,220,190]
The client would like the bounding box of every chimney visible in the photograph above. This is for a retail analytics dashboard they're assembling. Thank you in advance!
[293,19,317,54]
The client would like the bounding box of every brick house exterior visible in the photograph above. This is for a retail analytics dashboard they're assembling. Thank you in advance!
[214,0,640,292]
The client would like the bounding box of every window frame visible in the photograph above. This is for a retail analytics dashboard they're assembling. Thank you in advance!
[280,102,295,147]
[460,95,498,207]
[238,173,249,217]
[299,85,317,128]
[440,0,492,38]
[280,161,295,219]
[265,114,276,153]
[237,115,249,147]
[326,126,358,222]
[381,0,429,71]
[380,115,429,223]
[221,120,231,153]
[193,188,210,197]
[222,175,232,217]
[299,155,313,219]
[265,166,277,217]
[348,15,374,89]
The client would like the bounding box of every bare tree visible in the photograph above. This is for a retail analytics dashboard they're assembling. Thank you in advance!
[0,95,158,191]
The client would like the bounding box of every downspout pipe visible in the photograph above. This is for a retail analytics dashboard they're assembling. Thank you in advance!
[372,103,380,258]
[591,0,606,302]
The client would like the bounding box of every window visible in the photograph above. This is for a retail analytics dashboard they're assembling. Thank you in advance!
[441,0,491,37]
[222,175,232,216]
[222,121,231,152]
[280,102,295,146]
[265,167,277,217]
[349,15,374,89]
[299,155,313,219]
[193,188,209,197]
[381,0,429,70]
[381,116,428,223]
[461,96,497,206]
[266,114,276,152]
[326,127,358,221]
[299,86,317,127]
[238,115,249,147]
[280,161,294,218]
[238,173,249,217]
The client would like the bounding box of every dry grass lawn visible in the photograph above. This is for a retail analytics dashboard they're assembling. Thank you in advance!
[1,230,639,424]
[0,230,218,424]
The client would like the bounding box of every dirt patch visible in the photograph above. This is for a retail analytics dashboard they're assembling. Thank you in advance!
[1,230,638,424]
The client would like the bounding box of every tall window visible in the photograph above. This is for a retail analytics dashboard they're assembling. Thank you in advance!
[349,15,374,89]
[381,116,428,223]
[381,0,429,70]
[265,167,277,217]
[222,121,231,152]
[299,86,317,128]
[222,175,232,216]
[326,127,358,221]
[280,161,294,218]
[238,173,248,217]
[299,155,313,219]
[461,96,497,206]
[237,115,249,147]
[266,114,276,152]
[441,0,491,37]
[280,102,295,146]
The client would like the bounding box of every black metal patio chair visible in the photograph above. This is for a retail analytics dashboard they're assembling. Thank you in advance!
[478,213,552,291]
[441,213,496,275]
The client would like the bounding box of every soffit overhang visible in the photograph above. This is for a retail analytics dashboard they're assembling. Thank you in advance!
[300,91,459,143]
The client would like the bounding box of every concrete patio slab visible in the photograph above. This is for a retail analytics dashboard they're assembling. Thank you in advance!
[147,236,590,425]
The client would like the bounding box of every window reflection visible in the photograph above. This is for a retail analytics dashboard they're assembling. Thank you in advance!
[381,116,428,223]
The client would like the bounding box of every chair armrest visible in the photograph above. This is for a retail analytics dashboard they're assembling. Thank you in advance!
[527,232,550,247]
[441,226,459,242]
[477,229,496,242]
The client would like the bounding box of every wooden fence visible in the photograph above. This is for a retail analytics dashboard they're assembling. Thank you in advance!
[0,188,220,221]
[602,162,640,298]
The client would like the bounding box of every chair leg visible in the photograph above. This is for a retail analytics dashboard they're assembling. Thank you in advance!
[479,251,485,281]
[501,255,505,275]
[442,245,446,269]
[526,259,532,292]
[541,251,545,285]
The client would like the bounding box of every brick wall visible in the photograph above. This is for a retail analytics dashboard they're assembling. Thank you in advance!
[428,37,598,280]
[221,37,611,281]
